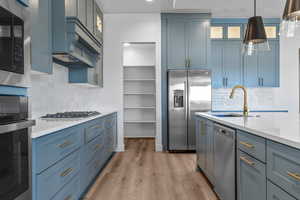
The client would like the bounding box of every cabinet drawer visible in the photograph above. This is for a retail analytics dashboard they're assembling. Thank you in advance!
[267,181,296,200]
[37,150,80,200]
[238,130,266,162]
[52,176,80,200]
[267,141,300,199]
[84,134,105,164]
[85,119,104,143]
[34,126,82,173]
[237,151,266,200]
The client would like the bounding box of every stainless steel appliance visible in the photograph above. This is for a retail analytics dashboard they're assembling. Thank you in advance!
[41,111,101,119]
[214,124,236,200]
[0,96,35,200]
[168,70,211,151]
[0,0,30,87]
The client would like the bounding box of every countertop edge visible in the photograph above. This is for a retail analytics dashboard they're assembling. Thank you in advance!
[195,113,300,150]
[31,111,118,139]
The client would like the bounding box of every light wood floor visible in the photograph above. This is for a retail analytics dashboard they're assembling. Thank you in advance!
[83,139,218,200]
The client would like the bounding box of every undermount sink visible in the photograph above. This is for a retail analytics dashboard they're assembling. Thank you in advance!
[212,113,260,118]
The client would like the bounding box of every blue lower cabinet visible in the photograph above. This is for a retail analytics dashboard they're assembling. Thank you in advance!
[267,181,296,200]
[237,151,266,200]
[36,150,80,200]
[267,141,300,199]
[32,113,117,200]
[33,126,82,173]
[52,176,81,200]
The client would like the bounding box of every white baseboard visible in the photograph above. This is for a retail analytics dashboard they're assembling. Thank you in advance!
[155,143,163,152]
[115,144,125,152]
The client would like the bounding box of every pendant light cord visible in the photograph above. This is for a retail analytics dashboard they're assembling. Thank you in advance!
[254,0,256,16]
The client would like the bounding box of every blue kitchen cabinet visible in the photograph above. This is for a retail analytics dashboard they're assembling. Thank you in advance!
[86,0,94,33]
[77,0,87,27]
[166,19,187,69]
[244,41,279,87]
[211,40,242,88]
[32,113,117,200]
[267,181,297,200]
[258,41,279,87]
[94,3,103,44]
[187,19,210,69]
[237,151,267,200]
[196,117,214,185]
[31,0,53,74]
[162,14,211,70]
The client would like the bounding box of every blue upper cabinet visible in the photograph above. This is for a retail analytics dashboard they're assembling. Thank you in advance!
[167,19,187,69]
[31,0,53,74]
[162,14,211,70]
[211,19,280,88]
[187,19,210,69]
[212,40,242,88]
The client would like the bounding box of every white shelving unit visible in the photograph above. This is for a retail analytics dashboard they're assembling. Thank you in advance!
[123,44,156,138]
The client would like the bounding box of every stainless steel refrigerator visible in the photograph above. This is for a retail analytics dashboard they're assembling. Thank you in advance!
[168,70,211,151]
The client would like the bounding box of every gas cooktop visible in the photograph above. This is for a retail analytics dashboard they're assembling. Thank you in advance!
[41,111,101,119]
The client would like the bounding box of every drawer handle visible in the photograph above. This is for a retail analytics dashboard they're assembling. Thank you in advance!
[58,141,73,149]
[287,171,300,182]
[87,125,102,133]
[60,168,73,177]
[240,141,255,149]
[240,156,255,166]
[64,195,73,200]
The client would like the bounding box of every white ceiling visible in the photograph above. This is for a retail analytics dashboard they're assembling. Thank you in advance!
[97,0,286,18]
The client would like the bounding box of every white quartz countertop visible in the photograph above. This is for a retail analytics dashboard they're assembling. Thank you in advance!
[31,110,117,139]
[195,112,300,150]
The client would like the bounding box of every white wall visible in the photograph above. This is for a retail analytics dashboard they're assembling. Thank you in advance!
[104,13,162,151]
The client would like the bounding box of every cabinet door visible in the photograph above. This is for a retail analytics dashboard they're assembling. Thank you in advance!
[267,181,296,200]
[258,41,279,87]
[167,19,187,69]
[77,0,86,26]
[31,0,52,74]
[244,54,259,87]
[206,123,215,185]
[94,3,103,43]
[237,151,266,200]
[211,41,224,88]
[86,0,94,33]
[223,41,242,88]
[198,119,207,171]
[187,19,209,69]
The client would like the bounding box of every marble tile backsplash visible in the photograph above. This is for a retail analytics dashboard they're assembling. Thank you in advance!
[212,88,287,111]
[28,63,109,119]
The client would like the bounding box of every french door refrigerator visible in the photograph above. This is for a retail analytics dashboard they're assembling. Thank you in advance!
[168,70,211,151]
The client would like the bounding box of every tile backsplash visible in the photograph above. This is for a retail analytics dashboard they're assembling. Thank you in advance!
[28,63,110,119]
[212,88,287,111]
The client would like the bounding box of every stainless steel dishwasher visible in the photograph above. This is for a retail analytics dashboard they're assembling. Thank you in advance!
[214,123,236,200]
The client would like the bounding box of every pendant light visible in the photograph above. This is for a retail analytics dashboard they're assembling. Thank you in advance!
[281,0,300,37]
[243,0,269,56]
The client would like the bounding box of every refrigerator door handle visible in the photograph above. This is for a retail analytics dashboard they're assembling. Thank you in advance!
[184,80,188,120]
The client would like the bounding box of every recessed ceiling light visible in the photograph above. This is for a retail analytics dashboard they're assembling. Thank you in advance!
[123,43,131,47]
[145,0,154,2]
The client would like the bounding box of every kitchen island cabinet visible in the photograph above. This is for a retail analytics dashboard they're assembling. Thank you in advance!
[195,112,300,200]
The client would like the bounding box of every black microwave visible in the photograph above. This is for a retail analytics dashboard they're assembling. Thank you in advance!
[0,6,24,74]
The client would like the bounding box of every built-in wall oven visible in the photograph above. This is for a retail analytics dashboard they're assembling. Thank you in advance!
[0,1,30,87]
[0,96,35,200]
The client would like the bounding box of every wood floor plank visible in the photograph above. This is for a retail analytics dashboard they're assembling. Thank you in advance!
[84,139,218,200]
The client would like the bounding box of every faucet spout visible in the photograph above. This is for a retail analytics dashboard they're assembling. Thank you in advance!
[229,85,249,116]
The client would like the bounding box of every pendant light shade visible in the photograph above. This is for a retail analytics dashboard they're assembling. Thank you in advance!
[281,0,300,37]
[243,0,269,56]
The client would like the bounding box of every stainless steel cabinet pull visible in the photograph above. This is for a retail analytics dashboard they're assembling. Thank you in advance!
[287,171,300,182]
[58,141,73,149]
[240,156,255,166]
[239,141,255,149]
[60,168,73,177]
[261,78,264,86]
